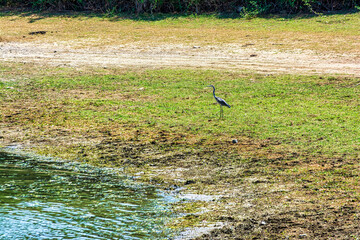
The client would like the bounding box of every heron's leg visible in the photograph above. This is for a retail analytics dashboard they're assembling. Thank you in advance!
[220,105,223,119]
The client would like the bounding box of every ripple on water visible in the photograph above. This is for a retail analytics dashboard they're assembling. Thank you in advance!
[0,150,176,239]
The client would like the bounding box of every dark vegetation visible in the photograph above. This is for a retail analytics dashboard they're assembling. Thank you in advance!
[1,0,359,15]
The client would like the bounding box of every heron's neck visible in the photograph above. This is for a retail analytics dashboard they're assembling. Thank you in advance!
[212,87,216,98]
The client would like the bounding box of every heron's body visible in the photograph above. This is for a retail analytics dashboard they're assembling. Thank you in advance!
[207,85,230,118]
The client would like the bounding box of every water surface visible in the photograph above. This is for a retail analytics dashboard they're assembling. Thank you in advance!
[0,150,176,239]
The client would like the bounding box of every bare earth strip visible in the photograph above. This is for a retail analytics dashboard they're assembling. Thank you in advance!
[1,42,359,76]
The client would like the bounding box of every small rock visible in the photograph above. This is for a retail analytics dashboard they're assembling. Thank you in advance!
[193,46,201,49]
[299,234,307,238]
[250,54,257,57]
[185,180,196,185]
[29,31,47,35]
[232,139,238,144]
[260,221,266,225]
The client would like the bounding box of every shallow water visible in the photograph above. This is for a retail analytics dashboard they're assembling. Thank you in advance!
[0,150,176,239]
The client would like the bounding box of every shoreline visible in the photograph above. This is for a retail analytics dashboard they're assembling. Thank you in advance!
[0,145,227,239]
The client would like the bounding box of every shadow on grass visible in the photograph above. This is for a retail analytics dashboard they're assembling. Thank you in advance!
[0,7,359,23]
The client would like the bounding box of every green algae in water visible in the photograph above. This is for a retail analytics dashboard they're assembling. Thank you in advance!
[0,150,177,239]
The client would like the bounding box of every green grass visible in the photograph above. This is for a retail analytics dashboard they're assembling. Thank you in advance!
[157,13,360,34]
[2,64,360,237]
[2,67,360,158]
[1,12,359,53]
[3,11,360,34]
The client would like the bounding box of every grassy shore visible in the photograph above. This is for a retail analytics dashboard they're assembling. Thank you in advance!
[2,61,360,238]
[1,12,360,238]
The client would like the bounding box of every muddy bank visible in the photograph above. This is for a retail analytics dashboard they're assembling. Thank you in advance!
[2,132,360,239]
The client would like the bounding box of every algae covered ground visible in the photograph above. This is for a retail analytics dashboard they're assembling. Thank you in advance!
[1,11,360,239]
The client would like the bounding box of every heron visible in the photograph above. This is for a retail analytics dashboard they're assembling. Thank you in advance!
[207,85,231,119]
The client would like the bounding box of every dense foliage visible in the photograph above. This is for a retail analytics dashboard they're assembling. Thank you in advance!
[0,0,359,14]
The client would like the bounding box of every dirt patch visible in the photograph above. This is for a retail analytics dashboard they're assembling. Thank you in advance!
[1,42,359,76]
[2,115,360,239]
[198,204,360,239]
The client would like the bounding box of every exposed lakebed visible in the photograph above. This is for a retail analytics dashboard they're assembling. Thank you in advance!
[0,149,177,239]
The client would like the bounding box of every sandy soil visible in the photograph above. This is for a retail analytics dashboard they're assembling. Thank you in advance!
[1,41,360,76]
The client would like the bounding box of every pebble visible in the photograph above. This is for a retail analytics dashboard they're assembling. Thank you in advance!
[185,180,196,185]
[232,139,238,144]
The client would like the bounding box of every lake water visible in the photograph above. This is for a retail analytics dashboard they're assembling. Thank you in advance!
[0,150,176,239]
